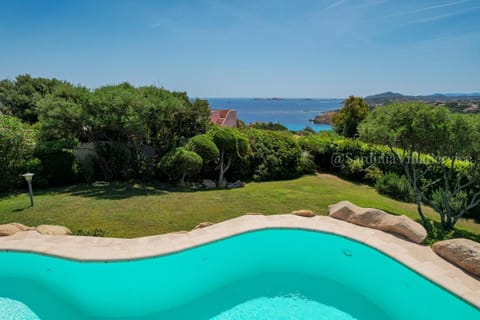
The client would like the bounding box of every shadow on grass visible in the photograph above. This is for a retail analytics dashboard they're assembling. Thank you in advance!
[318,171,366,186]
[63,181,170,200]
[58,180,220,200]
[1,180,231,202]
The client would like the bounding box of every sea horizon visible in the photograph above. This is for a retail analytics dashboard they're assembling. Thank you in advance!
[200,96,346,100]
[206,97,339,132]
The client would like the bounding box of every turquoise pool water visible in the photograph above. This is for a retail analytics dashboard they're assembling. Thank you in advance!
[0,229,478,319]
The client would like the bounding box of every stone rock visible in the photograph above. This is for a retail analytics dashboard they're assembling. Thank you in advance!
[311,111,337,125]
[291,210,316,217]
[328,201,427,244]
[0,223,34,236]
[36,225,73,236]
[193,222,214,230]
[226,180,245,189]
[432,238,480,276]
[218,179,228,188]
[202,179,217,189]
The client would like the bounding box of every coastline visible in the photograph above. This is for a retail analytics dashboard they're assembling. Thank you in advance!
[309,110,338,125]
[207,98,341,132]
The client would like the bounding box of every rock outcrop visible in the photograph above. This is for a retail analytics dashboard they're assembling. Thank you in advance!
[328,201,427,244]
[432,239,480,276]
[0,223,34,236]
[290,210,316,217]
[36,225,73,236]
[311,111,337,124]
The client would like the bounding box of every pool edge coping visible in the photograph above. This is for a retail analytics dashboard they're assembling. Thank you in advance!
[0,214,479,309]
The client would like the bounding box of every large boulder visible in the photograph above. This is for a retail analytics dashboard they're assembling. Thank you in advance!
[328,201,427,244]
[0,223,34,236]
[227,180,245,189]
[202,179,216,189]
[290,210,316,217]
[36,225,72,236]
[432,239,480,276]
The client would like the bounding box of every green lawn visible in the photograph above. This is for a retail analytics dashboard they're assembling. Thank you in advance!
[1,174,479,239]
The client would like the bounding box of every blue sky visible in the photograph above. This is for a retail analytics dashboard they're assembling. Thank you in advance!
[0,0,479,98]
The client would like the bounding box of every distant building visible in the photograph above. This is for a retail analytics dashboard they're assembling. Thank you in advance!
[210,109,237,127]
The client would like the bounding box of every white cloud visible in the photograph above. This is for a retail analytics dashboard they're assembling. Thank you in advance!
[393,0,471,16]
[325,0,347,10]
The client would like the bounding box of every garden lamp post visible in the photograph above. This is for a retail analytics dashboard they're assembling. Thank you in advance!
[22,173,34,207]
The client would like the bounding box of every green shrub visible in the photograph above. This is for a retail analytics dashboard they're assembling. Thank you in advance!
[298,133,431,180]
[185,134,220,181]
[209,127,250,157]
[375,172,414,202]
[94,142,133,181]
[157,147,203,183]
[299,151,316,174]
[185,134,219,162]
[75,228,107,237]
[250,122,288,131]
[35,150,78,186]
[0,114,36,191]
[364,165,383,184]
[341,158,365,179]
[301,126,316,134]
[78,154,97,183]
[244,129,302,181]
[24,157,48,188]
[298,132,342,171]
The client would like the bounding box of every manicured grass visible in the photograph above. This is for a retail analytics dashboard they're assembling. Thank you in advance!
[1,174,479,239]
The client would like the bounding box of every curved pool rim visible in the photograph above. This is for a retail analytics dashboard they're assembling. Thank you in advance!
[0,214,479,310]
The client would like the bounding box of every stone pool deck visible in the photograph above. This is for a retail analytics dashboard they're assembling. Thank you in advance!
[0,214,479,309]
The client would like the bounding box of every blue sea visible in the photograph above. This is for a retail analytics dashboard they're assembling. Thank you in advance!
[206,98,343,132]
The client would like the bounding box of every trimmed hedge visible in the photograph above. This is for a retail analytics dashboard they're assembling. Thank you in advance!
[299,133,479,220]
[375,172,415,202]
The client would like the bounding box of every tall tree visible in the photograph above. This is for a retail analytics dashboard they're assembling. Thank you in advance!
[139,86,210,154]
[332,96,369,138]
[36,83,91,146]
[0,75,212,183]
[0,74,65,123]
[209,127,249,186]
[359,102,480,231]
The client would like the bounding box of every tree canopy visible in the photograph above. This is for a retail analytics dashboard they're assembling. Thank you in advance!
[332,96,368,138]
[0,74,68,123]
[0,114,36,190]
[186,134,219,163]
[0,75,211,188]
[209,127,249,186]
[158,147,203,184]
[359,102,480,230]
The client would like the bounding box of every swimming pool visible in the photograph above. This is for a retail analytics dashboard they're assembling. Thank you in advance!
[0,229,478,319]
